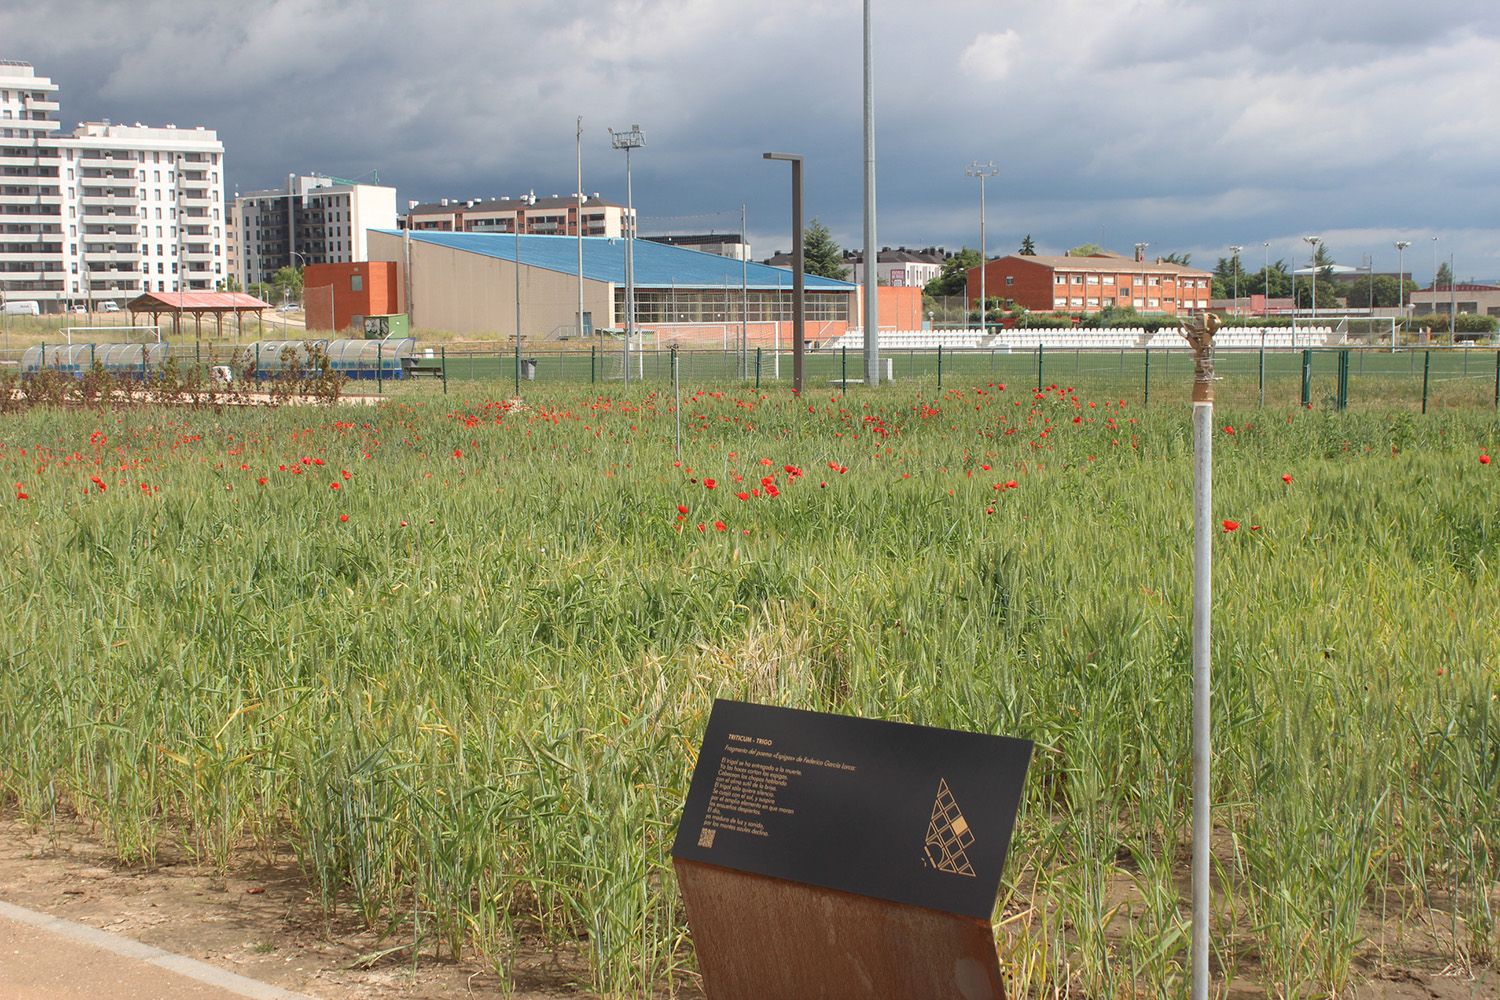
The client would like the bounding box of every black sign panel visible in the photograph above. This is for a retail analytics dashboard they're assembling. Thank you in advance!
[672,700,1033,920]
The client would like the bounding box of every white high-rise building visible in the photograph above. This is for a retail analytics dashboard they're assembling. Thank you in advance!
[233,175,397,290]
[0,59,226,312]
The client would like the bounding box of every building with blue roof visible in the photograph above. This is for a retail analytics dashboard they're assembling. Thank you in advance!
[367,229,857,342]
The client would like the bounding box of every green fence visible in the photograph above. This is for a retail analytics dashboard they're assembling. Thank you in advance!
[5,343,1499,411]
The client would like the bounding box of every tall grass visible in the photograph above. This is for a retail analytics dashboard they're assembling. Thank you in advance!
[0,381,1496,997]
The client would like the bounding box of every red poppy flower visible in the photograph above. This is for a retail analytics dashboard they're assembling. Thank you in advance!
[330,482,341,490]
[736,491,750,501]
[1222,519,1239,532]
[1223,425,1235,435]
[339,513,349,522]
[453,448,463,459]
[1482,454,1492,466]
[15,491,28,500]
[703,478,717,490]
[713,520,726,532]
[676,504,689,515]
[1282,473,1293,484]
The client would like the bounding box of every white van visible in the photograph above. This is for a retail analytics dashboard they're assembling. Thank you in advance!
[3,300,41,316]
[101,301,121,312]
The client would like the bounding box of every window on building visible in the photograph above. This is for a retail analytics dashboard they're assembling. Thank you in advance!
[1087,297,1099,307]
[350,274,363,292]
[1133,298,1145,308]
[1004,275,1014,286]
[1086,275,1099,284]
[1072,275,1084,285]
[1070,297,1083,307]
[1054,299,1069,310]
[1055,274,1068,285]
[1148,276,1159,286]
[1103,275,1115,285]
[1148,298,1160,308]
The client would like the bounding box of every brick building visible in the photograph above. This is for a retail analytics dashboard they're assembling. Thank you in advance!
[302,261,401,333]
[969,250,1213,316]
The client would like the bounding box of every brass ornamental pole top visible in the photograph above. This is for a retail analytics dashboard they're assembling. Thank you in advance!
[1181,313,1222,403]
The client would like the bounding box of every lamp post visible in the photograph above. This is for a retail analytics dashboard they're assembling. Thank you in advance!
[1134,242,1149,311]
[1303,236,1322,321]
[514,190,535,393]
[861,0,879,384]
[1262,241,1270,317]
[764,152,805,394]
[609,124,644,384]
[966,161,998,334]
[1394,240,1410,321]
[1431,236,1439,330]
[1228,245,1243,318]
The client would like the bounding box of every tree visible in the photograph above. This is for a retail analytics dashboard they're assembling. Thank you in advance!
[924,248,981,298]
[1342,274,1418,309]
[1066,243,1105,257]
[1434,260,1453,289]
[1160,251,1192,266]
[269,265,303,304]
[1019,234,1037,256]
[802,219,849,280]
[1211,255,1249,301]
[217,275,243,293]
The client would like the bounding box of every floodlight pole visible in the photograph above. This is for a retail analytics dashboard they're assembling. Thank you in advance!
[1182,311,1221,1000]
[1394,240,1410,323]
[740,203,749,379]
[1303,236,1322,322]
[967,161,999,334]
[610,124,645,385]
[515,190,535,394]
[764,152,805,395]
[1228,245,1243,318]
[862,0,880,384]
[577,116,585,340]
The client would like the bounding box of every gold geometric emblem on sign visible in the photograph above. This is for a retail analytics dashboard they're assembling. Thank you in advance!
[924,778,977,877]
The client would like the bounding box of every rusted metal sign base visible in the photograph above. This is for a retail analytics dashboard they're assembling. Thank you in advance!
[676,859,1005,1000]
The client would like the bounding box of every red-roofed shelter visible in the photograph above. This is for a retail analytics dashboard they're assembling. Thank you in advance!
[126,291,273,342]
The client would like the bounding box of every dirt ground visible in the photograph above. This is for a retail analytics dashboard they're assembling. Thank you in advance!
[0,812,663,999]
[0,811,1492,999]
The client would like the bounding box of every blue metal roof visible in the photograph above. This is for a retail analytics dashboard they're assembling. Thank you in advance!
[377,230,856,291]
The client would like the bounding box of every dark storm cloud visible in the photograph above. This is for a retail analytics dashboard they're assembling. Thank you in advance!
[4,0,1497,279]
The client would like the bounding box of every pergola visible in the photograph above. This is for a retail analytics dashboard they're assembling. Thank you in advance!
[126,291,272,343]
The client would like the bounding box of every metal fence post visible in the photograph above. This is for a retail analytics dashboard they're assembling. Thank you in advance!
[937,344,943,390]
[1143,347,1151,406]
[672,346,681,458]
[1493,349,1499,410]
[1300,349,1311,407]
[1337,349,1350,411]
[255,342,260,379]
[590,343,597,384]
[755,347,762,390]
[377,343,383,394]
[441,345,448,395]
[1036,343,1044,391]
[1257,347,1265,408]
[1421,350,1431,414]
[841,345,847,395]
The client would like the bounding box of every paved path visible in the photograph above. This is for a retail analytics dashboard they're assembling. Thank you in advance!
[0,900,313,1000]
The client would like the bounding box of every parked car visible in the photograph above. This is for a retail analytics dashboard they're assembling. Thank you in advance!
[277,303,299,313]
[101,301,121,312]
[70,305,87,314]
[2,300,40,316]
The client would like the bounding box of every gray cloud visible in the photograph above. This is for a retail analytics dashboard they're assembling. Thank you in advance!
[4,0,1497,280]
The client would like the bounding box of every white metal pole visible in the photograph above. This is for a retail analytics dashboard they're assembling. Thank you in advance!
[1183,312,1219,1000]
[577,116,585,340]
[625,145,634,384]
[741,203,749,379]
[861,0,880,384]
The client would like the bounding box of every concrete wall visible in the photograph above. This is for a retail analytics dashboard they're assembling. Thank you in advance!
[368,231,614,338]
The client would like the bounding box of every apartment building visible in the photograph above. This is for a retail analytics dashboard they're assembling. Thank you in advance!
[233,174,397,289]
[970,249,1214,315]
[844,247,946,288]
[403,193,632,238]
[1,59,227,312]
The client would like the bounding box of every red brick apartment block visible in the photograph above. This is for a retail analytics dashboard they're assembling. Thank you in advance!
[968,250,1213,316]
[303,262,402,332]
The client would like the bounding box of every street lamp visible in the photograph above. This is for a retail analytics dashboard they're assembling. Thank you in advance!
[966,161,998,333]
[514,190,536,393]
[1302,236,1322,320]
[1228,245,1243,318]
[1262,242,1270,317]
[1394,240,1410,321]
[764,151,805,394]
[1134,243,1149,311]
[609,124,644,385]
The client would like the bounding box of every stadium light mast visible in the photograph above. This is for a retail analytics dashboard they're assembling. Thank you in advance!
[515,190,535,393]
[862,0,880,384]
[1228,245,1243,318]
[763,151,805,395]
[966,161,999,333]
[1303,236,1322,320]
[1394,240,1410,320]
[609,124,645,384]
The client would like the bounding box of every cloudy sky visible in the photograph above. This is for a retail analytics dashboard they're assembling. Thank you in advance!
[6,0,1498,282]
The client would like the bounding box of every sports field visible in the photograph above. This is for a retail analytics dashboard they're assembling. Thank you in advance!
[0,376,1496,997]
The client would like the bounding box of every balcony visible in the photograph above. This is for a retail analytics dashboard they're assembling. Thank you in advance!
[24,96,61,113]
[0,249,63,262]
[183,249,217,263]
[77,154,136,170]
[0,192,63,206]
[81,193,139,209]
[179,195,214,211]
[81,209,138,226]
